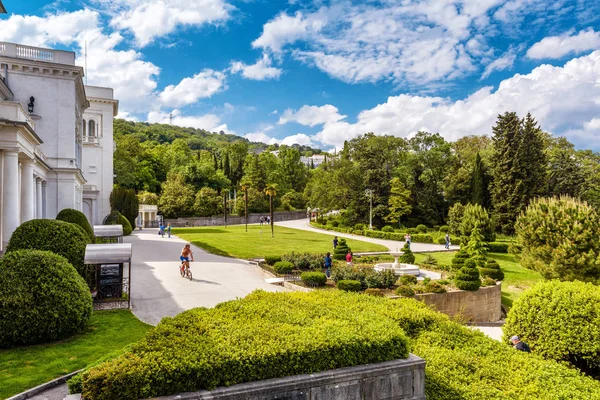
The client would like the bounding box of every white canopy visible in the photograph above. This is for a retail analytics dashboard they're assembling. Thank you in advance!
[93,225,123,238]
[84,243,132,264]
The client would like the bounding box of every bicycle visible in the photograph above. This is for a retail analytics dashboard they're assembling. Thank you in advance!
[180,261,193,280]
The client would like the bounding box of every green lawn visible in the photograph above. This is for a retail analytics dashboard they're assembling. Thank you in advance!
[0,310,151,400]
[414,251,543,308]
[173,225,388,259]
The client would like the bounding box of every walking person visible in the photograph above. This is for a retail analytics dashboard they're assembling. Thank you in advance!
[445,233,450,249]
[333,236,338,249]
[159,223,165,238]
[407,234,412,250]
[260,216,264,225]
[324,252,333,278]
[346,250,353,266]
[167,223,172,238]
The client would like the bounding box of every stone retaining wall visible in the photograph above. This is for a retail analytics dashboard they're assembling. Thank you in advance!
[154,355,426,400]
[414,283,502,323]
[165,211,306,227]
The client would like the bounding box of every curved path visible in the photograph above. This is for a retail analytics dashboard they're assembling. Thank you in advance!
[275,218,460,253]
[126,230,284,326]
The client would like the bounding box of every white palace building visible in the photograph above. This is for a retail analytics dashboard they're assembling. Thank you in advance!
[0,39,117,250]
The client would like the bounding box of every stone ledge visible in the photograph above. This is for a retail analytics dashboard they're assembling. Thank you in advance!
[151,355,426,400]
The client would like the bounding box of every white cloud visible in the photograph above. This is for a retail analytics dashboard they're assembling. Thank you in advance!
[230,53,282,80]
[159,69,226,107]
[279,105,346,127]
[0,9,161,113]
[147,109,231,132]
[481,46,519,79]
[298,51,600,150]
[251,10,328,52]
[281,133,313,146]
[98,0,234,47]
[244,131,279,145]
[527,28,600,60]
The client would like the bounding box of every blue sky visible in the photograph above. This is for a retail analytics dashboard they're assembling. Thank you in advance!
[1,0,600,150]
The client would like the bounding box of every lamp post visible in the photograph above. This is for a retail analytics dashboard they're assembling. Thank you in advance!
[241,183,249,232]
[265,185,277,238]
[365,189,373,230]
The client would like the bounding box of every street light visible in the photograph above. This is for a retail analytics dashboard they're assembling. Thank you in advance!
[365,189,373,230]
[241,183,249,232]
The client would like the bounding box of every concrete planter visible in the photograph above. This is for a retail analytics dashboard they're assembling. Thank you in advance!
[151,355,425,400]
[413,283,502,323]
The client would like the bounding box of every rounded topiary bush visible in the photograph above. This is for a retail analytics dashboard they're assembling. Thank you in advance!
[117,213,133,236]
[454,258,481,291]
[439,225,449,233]
[381,226,394,233]
[273,261,294,274]
[0,250,92,348]
[264,255,282,266]
[479,259,504,281]
[6,219,91,277]
[451,250,470,271]
[424,282,447,294]
[503,280,600,376]
[400,248,415,264]
[301,271,327,287]
[337,280,362,292]
[56,208,94,242]
[416,224,428,233]
[333,238,351,260]
[364,288,385,297]
[103,211,133,236]
[482,277,497,286]
[395,285,415,297]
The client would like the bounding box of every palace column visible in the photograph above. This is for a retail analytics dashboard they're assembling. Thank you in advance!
[2,150,20,246]
[20,159,35,223]
[41,181,47,218]
[36,177,43,219]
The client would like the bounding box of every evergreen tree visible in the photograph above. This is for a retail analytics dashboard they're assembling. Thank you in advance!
[518,113,547,204]
[223,152,230,180]
[385,178,412,226]
[471,152,488,207]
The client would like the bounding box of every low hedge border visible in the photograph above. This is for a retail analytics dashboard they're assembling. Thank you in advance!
[310,222,435,244]
[79,291,410,400]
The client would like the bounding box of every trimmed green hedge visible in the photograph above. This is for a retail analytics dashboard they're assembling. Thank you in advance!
[6,219,91,277]
[479,259,504,281]
[78,291,600,400]
[396,285,415,297]
[273,261,294,274]
[503,281,600,377]
[56,208,94,242]
[79,291,410,399]
[0,250,92,348]
[454,259,481,291]
[301,271,327,287]
[104,211,133,236]
[486,242,510,253]
[264,255,281,265]
[337,279,362,292]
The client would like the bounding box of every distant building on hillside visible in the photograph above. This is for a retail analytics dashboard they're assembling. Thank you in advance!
[300,154,326,167]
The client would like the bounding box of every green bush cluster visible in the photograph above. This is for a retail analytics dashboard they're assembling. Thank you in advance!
[300,271,327,287]
[421,254,438,267]
[459,203,496,242]
[482,277,497,286]
[103,211,133,236]
[454,258,481,291]
[56,208,95,242]
[0,250,92,348]
[281,252,323,270]
[415,224,428,233]
[439,225,449,233]
[364,288,385,297]
[333,238,351,260]
[400,248,415,264]
[486,242,510,253]
[503,281,600,377]
[6,219,91,277]
[515,196,600,283]
[479,259,504,281]
[264,255,281,265]
[78,291,600,400]
[354,223,365,230]
[364,269,396,289]
[395,285,415,297]
[424,282,446,294]
[273,261,294,274]
[381,225,394,232]
[397,275,417,286]
[337,279,362,292]
[331,265,395,289]
[78,291,411,399]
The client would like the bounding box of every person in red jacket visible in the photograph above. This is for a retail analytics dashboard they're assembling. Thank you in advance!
[346,250,353,266]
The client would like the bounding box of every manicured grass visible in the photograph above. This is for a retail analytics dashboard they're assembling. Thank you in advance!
[173,225,388,259]
[0,310,151,400]
[414,251,543,308]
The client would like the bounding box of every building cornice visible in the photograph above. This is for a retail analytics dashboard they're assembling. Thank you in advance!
[0,77,13,100]
[0,118,43,144]
[0,56,84,82]
[87,96,119,116]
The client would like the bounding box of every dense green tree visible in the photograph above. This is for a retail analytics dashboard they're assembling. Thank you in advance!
[547,137,584,197]
[194,187,223,217]
[109,187,139,228]
[518,113,547,202]
[280,190,307,211]
[459,203,495,243]
[385,178,412,226]
[471,153,489,207]
[158,173,195,218]
[137,191,159,205]
[447,203,464,235]
[278,147,309,193]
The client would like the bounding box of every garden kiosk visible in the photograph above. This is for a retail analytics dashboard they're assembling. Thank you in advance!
[93,225,124,243]
[84,243,132,309]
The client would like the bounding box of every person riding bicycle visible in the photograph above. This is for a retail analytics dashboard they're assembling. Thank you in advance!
[180,244,194,272]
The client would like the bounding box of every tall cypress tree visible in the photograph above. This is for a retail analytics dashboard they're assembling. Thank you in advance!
[223,152,231,180]
[518,113,547,204]
[490,112,522,234]
[471,152,488,207]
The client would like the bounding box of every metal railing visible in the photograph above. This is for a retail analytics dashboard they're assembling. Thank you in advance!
[16,44,54,61]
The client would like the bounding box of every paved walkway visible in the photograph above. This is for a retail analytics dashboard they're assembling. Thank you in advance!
[126,230,285,326]
[275,219,460,253]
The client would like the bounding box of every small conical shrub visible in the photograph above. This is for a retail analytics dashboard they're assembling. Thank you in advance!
[333,238,351,260]
[400,248,415,264]
[455,258,481,291]
[451,250,470,271]
[479,259,504,281]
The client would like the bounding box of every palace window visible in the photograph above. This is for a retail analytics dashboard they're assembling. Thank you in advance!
[89,120,96,137]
